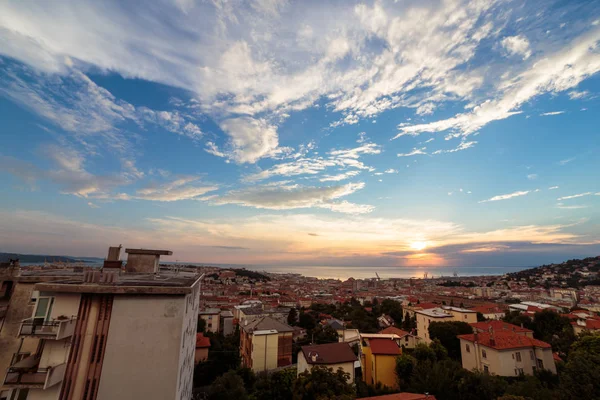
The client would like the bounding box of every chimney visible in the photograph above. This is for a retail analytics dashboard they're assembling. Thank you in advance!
[310,352,318,363]
[103,246,123,270]
[124,248,173,273]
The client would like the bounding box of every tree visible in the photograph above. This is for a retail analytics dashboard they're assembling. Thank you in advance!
[312,324,340,344]
[253,368,296,400]
[395,354,417,388]
[298,311,316,331]
[476,312,486,322]
[207,370,248,400]
[293,366,355,400]
[530,310,575,355]
[559,334,600,399]
[380,299,404,325]
[428,321,473,360]
[288,307,298,326]
[197,317,206,333]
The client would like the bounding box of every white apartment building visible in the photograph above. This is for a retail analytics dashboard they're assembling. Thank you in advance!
[1,247,202,400]
[415,306,477,343]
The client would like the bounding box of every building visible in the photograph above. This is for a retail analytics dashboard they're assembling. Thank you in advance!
[470,304,505,320]
[1,246,202,400]
[415,307,477,343]
[198,308,221,333]
[360,334,402,389]
[378,327,421,349]
[469,320,533,338]
[297,342,357,382]
[195,333,211,364]
[219,310,234,336]
[458,331,557,376]
[240,316,294,373]
[358,393,436,400]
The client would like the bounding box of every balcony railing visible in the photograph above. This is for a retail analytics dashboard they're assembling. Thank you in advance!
[3,356,66,389]
[19,317,77,340]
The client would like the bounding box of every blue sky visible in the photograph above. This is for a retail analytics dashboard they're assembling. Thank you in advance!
[0,0,599,268]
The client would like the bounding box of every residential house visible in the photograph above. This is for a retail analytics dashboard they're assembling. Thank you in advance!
[220,310,234,335]
[1,246,202,400]
[360,334,402,389]
[458,330,557,376]
[469,320,533,338]
[240,316,294,373]
[470,304,505,320]
[377,314,394,329]
[378,327,420,349]
[415,307,477,343]
[195,333,211,364]
[297,342,358,382]
[198,308,221,333]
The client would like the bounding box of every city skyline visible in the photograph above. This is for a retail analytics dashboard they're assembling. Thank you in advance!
[0,0,599,268]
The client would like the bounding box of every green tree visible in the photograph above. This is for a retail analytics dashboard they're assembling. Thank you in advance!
[312,324,340,344]
[293,366,355,400]
[288,307,298,326]
[476,312,486,322]
[197,318,206,333]
[413,343,438,362]
[380,299,404,325]
[298,311,316,331]
[207,370,248,400]
[253,368,296,400]
[559,334,600,399]
[428,321,473,360]
[530,310,575,355]
[395,354,417,387]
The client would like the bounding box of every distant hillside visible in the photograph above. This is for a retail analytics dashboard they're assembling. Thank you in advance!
[0,252,87,263]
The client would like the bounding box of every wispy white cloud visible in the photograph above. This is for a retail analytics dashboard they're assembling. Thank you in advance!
[398,148,427,157]
[319,171,361,182]
[540,111,564,116]
[548,186,559,190]
[557,192,592,201]
[568,90,590,99]
[500,35,532,60]
[479,190,531,203]
[556,203,588,210]
[384,169,398,174]
[134,177,218,202]
[559,157,576,166]
[527,174,538,180]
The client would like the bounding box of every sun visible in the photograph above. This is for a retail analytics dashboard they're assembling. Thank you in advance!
[410,241,428,251]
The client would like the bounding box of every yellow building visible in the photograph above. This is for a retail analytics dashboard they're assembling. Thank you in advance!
[415,306,477,343]
[359,334,402,389]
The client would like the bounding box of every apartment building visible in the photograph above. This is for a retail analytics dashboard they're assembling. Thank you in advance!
[458,330,556,376]
[378,327,421,349]
[297,342,357,382]
[1,247,202,400]
[415,306,477,343]
[240,316,294,373]
[198,308,221,333]
[470,321,533,338]
[359,334,402,389]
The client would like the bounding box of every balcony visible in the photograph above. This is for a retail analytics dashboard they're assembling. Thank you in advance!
[3,355,66,390]
[19,317,77,340]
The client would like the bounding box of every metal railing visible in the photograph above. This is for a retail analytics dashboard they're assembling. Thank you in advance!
[19,317,76,339]
[3,361,66,389]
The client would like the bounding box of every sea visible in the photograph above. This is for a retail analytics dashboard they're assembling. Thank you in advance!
[21,260,532,280]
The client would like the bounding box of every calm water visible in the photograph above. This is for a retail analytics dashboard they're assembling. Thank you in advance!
[21,260,532,280]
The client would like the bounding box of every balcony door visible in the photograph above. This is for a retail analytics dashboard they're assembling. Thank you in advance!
[34,297,54,321]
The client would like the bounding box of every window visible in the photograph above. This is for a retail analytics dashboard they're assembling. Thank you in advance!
[483,365,489,374]
[516,352,522,362]
[482,349,487,359]
[466,344,471,353]
[34,297,54,321]
[537,359,544,369]
[530,350,534,360]
[464,315,467,320]
[515,368,524,375]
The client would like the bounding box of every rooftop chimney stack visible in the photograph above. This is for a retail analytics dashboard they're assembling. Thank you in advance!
[124,248,173,274]
[103,245,123,270]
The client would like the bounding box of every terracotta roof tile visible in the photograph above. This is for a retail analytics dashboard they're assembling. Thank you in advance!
[301,342,357,365]
[378,327,409,337]
[458,331,551,350]
[470,320,532,333]
[196,333,211,348]
[369,338,402,355]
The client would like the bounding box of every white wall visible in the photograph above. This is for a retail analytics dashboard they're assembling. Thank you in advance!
[176,282,200,400]
[96,295,185,400]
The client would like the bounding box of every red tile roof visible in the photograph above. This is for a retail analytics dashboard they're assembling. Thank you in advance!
[458,331,551,350]
[359,393,436,400]
[415,302,438,310]
[378,327,410,337]
[369,338,402,355]
[470,320,532,334]
[196,333,211,348]
[301,342,358,365]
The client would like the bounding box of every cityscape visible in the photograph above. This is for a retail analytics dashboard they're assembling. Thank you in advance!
[1,0,600,399]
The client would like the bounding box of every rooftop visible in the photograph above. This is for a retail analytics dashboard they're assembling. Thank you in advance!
[242,316,294,334]
[34,269,202,295]
[369,338,402,355]
[470,320,533,334]
[415,307,452,318]
[125,248,172,256]
[301,342,357,365]
[196,333,211,348]
[199,308,221,315]
[442,306,476,313]
[378,327,410,337]
[458,331,551,350]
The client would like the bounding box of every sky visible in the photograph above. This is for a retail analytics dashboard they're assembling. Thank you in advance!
[0,0,599,270]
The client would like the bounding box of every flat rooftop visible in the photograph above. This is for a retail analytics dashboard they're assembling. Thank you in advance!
[34,269,202,295]
[415,307,452,318]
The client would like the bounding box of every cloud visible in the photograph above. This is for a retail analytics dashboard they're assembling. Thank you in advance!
[548,186,559,190]
[393,28,600,141]
[87,202,100,209]
[558,157,576,165]
[557,192,592,201]
[527,174,538,180]
[556,203,588,210]
[319,171,361,182]
[432,141,477,155]
[568,90,590,99]
[500,35,532,60]
[397,148,427,157]
[479,190,531,203]
[245,142,380,181]
[134,177,218,202]
[218,117,282,164]
[540,111,564,116]
[384,169,398,174]
[214,182,372,214]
